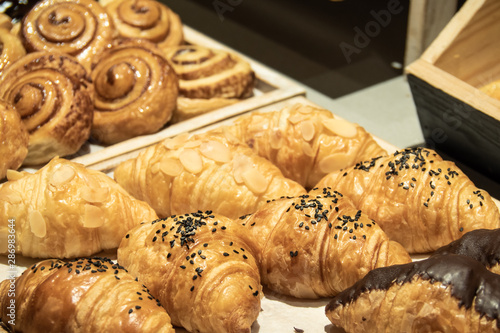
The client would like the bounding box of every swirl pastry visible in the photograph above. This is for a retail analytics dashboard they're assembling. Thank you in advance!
[91,38,178,144]
[0,258,175,332]
[20,0,115,70]
[326,254,500,332]
[316,147,500,253]
[226,103,388,189]
[118,212,262,333]
[104,0,183,50]
[0,100,29,180]
[164,44,256,122]
[240,187,411,298]
[0,27,26,74]
[0,157,158,258]
[114,129,306,219]
[0,51,93,166]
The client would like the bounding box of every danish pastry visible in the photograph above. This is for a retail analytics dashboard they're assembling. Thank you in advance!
[0,100,28,180]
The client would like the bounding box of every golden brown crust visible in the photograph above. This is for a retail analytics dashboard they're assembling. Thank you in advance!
[226,103,387,189]
[479,79,500,100]
[118,212,262,333]
[114,129,306,219]
[0,28,26,75]
[90,38,178,144]
[0,157,158,258]
[0,14,12,30]
[315,147,500,253]
[0,258,175,332]
[0,51,94,166]
[0,101,28,180]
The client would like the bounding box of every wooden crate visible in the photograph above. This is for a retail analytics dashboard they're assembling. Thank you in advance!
[405,0,500,181]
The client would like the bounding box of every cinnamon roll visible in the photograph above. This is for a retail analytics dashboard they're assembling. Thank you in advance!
[0,52,94,166]
[0,27,26,74]
[164,44,256,122]
[0,100,29,179]
[104,0,183,51]
[90,38,178,145]
[20,0,116,70]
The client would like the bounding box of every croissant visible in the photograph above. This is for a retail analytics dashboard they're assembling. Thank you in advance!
[0,257,175,332]
[239,187,411,298]
[114,129,306,219]
[0,100,29,180]
[118,212,262,333]
[0,51,94,166]
[90,38,178,144]
[226,103,387,189]
[0,27,26,74]
[315,147,500,253]
[325,254,500,332]
[0,157,158,258]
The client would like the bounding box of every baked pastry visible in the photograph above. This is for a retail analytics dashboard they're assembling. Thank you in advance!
[325,254,500,332]
[0,100,29,180]
[226,103,388,189]
[114,129,306,219]
[20,0,115,70]
[479,79,500,100]
[433,228,500,274]
[0,257,175,332]
[90,38,178,145]
[0,157,158,258]
[163,44,255,122]
[118,212,262,333]
[104,0,183,51]
[315,147,500,253]
[0,13,12,30]
[0,27,26,74]
[240,187,411,298]
[0,51,93,166]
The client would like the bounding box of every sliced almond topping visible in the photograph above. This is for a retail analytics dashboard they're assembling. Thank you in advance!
[318,153,352,174]
[81,186,110,203]
[151,162,161,175]
[6,170,26,181]
[29,210,46,238]
[184,140,202,148]
[300,120,315,141]
[200,140,232,163]
[232,154,253,184]
[163,133,191,150]
[0,188,22,204]
[269,128,282,149]
[302,141,315,157]
[287,114,303,125]
[242,168,269,195]
[222,126,240,144]
[179,149,203,174]
[160,157,184,177]
[50,165,76,187]
[323,118,358,138]
[298,105,313,114]
[83,204,105,228]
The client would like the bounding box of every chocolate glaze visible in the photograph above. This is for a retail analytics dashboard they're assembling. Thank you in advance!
[433,228,500,270]
[326,254,500,328]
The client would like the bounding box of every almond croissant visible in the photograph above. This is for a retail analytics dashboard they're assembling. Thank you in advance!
[315,147,500,253]
[0,157,158,258]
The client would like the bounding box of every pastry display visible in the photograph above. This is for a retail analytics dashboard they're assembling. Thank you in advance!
[240,187,411,298]
[325,254,500,332]
[226,103,387,189]
[118,212,262,333]
[163,44,256,122]
[0,27,26,74]
[0,100,29,180]
[0,257,175,332]
[114,129,306,219]
[20,0,116,70]
[0,51,94,166]
[315,147,500,253]
[90,38,178,145]
[0,157,158,258]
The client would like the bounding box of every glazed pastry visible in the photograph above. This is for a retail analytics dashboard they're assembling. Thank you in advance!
[0,157,158,258]
[0,257,175,332]
[479,79,500,100]
[433,228,500,274]
[114,129,306,219]
[163,44,255,122]
[0,100,29,180]
[104,0,183,51]
[118,212,262,333]
[0,28,26,74]
[91,38,178,144]
[326,254,500,332]
[226,103,388,189]
[240,187,411,298]
[315,147,500,253]
[0,52,93,166]
[20,0,115,70]
[0,13,11,30]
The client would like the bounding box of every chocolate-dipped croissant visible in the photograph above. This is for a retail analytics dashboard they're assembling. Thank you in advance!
[118,212,262,333]
[0,257,175,332]
[315,147,500,253]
